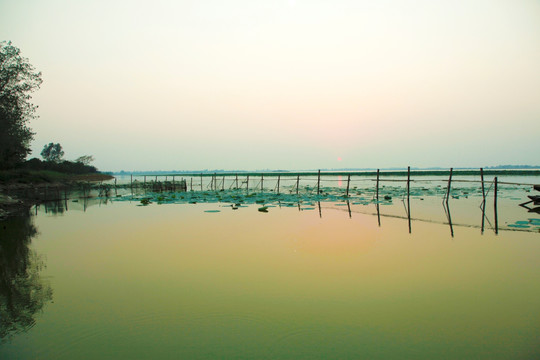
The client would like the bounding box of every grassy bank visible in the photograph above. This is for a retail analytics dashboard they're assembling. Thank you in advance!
[0,169,113,185]
[0,170,114,219]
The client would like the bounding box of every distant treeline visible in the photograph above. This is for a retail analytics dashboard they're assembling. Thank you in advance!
[114,169,540,178]
[484,165,540,169]
[18,158,98,174]
[113,166,540,176]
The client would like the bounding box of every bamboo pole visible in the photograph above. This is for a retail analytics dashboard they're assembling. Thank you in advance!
[494,176,498,234]
[190,177,193,191]
[222,176,225,191]
[246,175,249,192]
[277,175,281,194]
[261,174,264,191]
[480,167,485,204]
[172,175,175,191]
[376,169,380,201]
[296,175,300,195]
[445,168,453,203]
[317,170,321,194]
[235,174,239,189]
[346,174,351,197]
[200,174,203,191]
[407,166,411,234]
[407,166,410,200]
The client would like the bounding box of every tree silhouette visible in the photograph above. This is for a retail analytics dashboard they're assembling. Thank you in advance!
[0,41,42,169]
[40,143,64,163]
[75,155,94,165]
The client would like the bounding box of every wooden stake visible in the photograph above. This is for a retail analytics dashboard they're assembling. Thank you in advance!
[235,174,239,189]
[376,169,380,201]
[407,166,411,234]
[222,176,225,191]
[200,174,203,191]
[407,166,410,200]
[277,175,281,194]
[346,174,351,197]
[317,170,321,194]
[261,174,264,191]
[296,175,300,195]
[190,177,193,191]
[445,168,453,203]
[480,167,485,204]
[494,176,498,234]
[172,175,175,191]
[246,175,249,192]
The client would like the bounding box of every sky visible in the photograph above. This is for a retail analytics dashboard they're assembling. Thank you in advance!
[1,0,539,171]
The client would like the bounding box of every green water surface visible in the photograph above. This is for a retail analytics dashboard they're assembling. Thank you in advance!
[1,199,539,359]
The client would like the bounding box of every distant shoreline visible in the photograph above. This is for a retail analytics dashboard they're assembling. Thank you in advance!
[111,169,540,177]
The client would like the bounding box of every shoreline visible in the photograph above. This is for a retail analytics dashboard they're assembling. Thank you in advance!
[0,172,114,219]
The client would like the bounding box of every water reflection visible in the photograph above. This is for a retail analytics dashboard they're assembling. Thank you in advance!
[0,213,53,341]
[325,198,508,235]
[43,200,67,215]
[32,187,536,236]
[442,201,454,237]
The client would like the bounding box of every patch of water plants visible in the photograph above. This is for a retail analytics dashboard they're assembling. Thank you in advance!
[507,218,540,231]
[115,186,388,209]
[109,182,516,210]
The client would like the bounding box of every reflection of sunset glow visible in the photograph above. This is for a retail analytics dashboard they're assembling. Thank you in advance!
[293,220,378,257]
[338,175,342,187]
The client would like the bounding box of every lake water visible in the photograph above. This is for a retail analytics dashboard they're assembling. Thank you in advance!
[1,176,539,359]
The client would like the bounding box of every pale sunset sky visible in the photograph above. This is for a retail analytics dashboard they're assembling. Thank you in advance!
[1,0,539,171]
